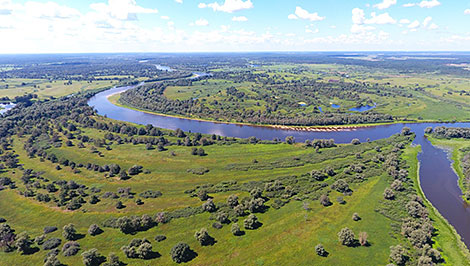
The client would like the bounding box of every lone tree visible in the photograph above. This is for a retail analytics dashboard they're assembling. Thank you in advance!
[102,252,124,266]
[62,224,77,240]
[338,227,355,246]
[352,213,361,221]
[351,138,361,145]
[315,244,327,257]
[170,242,195,263]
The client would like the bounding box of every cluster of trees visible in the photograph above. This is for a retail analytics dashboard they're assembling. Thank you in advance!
[431,126,470,139]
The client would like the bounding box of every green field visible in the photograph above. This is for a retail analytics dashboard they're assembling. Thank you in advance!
[0,78,116,99]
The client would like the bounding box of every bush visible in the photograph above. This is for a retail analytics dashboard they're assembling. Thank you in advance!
[121,238,154,259]
[44,252,61,266]
[338,228,355,246]
[227,194,239,207]
[43,238,62,250]
[391,180,404,191]
[15,232,33,254]
[88,224,102,236]
[82,248,104,266]
[139,190,162,199]
[62,224,77,240]
[170,242,195,263]
[202,199,216,212]
[315,244,327,256]
[351,138,361,145]
[62,241,80,256]
[244,214,260,230]
[331,179,350,193]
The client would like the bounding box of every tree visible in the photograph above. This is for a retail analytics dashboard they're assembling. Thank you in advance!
[137,242,153,259]
[358,232,368,246]
[170,242,195,263]
[250,187,262,199]
[310,170,325,181]
[338,228,355,246]
[351,138,361,145]
[391,180,404,191]
[383,188,395,200]
[81,248,104,266]
[102,253,124,266]
[197,190,208,201]
[194,228,213,246]
[389,245,407,265]
[62,224,77,241]
[62,241,80,256]
[197,148,206,156]
[244,214,260,230]
[315,244,327,256]
[202,199,216,212]
[15,232,32,254]
[352,213,361,221]
[44,253,61,266]
[319,194,331,207]
[401,127,412,136]
[285,136,295,144]
[88,224,102,236]
[231,223,242,236]
[227,194,239,207]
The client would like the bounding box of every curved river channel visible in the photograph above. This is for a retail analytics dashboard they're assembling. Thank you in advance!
[89,83,470,249]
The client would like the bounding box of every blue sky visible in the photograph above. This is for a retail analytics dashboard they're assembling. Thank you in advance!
[1,0,470,53]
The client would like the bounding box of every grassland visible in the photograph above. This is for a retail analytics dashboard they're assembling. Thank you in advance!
[0,116,468,265]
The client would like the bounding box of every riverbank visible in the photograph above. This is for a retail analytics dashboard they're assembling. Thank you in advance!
[108,93,466,133]
[405,146,470,264]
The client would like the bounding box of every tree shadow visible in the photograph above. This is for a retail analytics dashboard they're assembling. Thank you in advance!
[201,236,217,246]
[72,233,86,241]
[143,251,161,260]
[180,249,198,263]
[23,246,40,255]
[234,230,245,236]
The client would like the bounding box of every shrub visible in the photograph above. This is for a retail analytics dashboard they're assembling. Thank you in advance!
[315,244,327,256]
[121,238,154,259]
[194,228,213,246]
[139,190,162,199]
[88,224,102,236]
[216,212,229,224]
[227,194,239,207]
[62,241,80,256]
[331,179,350,193]
[310,170,325,181]
[44,252,61,266]
[170,242,195,263]
[351,139,361,145]
[115,201,125,209]
[338,228,355,246]
[391,180,404,191]
[34,234,46,245]
[197,190,208,201]
[43,238,61,250]
[250,187,263,199]
[82,248,104,266]
[62,224,77,240]
[244,214,260,230]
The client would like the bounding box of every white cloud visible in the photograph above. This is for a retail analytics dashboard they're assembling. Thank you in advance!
[399,19,410,24]
[428,23,438,30]
[198,0,253,13]
[161,16,170,20]
[403,0,440,8]
[422,16,432,27]
[288,6,325,21]
[90,0,158,21]
[232,16,247,21]
[465,9,470,15]
[24,1,80,19]
[351,24,375,33]
[408,20,420,29]
[0,0,16,15]
[175,0,183,3]
[352,8,365,24]
[365,12,396,24]
[374,0,397,10]
[193,18,209,26]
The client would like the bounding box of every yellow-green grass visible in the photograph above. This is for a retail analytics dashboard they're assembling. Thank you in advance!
[0,78,115,99]
[404,146,470,264]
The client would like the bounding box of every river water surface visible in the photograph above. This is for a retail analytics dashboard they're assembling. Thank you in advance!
[88,84,470,248]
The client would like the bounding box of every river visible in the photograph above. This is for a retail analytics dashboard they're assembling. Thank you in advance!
[88,82,470,249]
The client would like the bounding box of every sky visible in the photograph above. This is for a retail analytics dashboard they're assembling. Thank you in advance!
[1,0,470,53]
